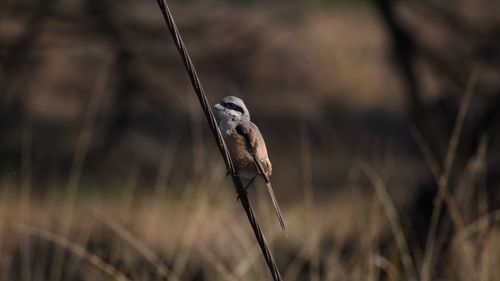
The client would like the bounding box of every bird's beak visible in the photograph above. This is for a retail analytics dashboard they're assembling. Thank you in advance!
[214,103,224,110]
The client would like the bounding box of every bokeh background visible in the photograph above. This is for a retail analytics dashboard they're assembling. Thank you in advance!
[1,0,499,280]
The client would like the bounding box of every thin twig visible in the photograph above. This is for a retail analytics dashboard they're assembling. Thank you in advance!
[369,253,401,280]
[454,209,500,242]
[299,118,319,281]
[90,208,177,281]
[154,1,283,280]
[360,162,418,281]
[24,225,132,281]
[420,69,479,281]
[410,124,441,181]
[51,52,112,281]
[198,244,239,281]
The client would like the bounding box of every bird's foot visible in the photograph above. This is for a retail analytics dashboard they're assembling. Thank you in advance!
[235,176,256,202]
[236,189,248,202]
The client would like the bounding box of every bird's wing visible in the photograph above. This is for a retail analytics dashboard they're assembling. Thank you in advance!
[236,122,272,175]
[236,122,287,233]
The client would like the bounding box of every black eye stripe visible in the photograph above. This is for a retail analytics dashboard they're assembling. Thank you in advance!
[222,102,244,114]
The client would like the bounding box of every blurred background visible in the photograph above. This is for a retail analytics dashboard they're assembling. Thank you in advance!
[1,0,499,280]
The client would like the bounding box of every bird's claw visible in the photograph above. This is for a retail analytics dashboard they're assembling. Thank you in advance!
[236,189,248,202]
[236,176,256,202]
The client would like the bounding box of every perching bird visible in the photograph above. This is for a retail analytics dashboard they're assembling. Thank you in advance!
[214,96,287,233]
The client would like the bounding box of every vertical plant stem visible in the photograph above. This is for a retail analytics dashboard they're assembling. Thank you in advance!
[300,118,320,281]
[360,162,418,281]
[20,120,32,281]
[50,53,112,281]
[154,1,283,280]
[421,69,479,281]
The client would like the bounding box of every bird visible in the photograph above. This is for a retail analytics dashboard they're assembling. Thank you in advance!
[214,96,287,233]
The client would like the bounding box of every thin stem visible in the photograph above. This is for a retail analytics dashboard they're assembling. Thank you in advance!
[154,1,283,280]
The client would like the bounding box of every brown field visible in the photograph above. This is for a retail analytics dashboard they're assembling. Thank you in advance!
[1,0,499,281]
[0,164,498,281]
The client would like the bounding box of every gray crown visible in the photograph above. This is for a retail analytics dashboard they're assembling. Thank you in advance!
[218,96,250,118]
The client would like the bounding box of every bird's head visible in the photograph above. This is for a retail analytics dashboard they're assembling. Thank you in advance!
[214,96,250,121]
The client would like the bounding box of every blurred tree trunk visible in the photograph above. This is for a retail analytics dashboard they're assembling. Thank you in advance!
[373,0,500,278]
[0,0,56,167]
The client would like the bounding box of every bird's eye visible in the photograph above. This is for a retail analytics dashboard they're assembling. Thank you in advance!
[222,102,244,114]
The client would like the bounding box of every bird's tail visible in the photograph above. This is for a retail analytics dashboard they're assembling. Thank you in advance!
[265,181,287,234]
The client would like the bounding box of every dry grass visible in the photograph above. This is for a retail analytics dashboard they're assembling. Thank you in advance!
[0,172,498,281]
[1,2,499,281]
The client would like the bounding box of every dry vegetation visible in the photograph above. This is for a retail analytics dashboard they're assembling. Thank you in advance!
[1,86,499,280]
[0,149,498,281]
[1,0,499,281]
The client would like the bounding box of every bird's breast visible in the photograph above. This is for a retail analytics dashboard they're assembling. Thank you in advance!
[223,130,272,178]
[226,131,254,171]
